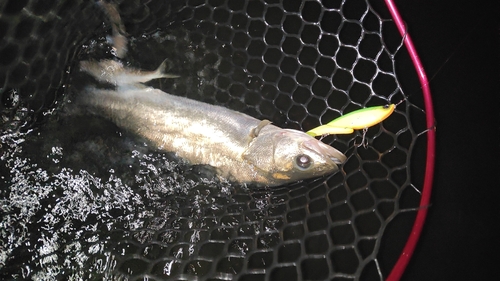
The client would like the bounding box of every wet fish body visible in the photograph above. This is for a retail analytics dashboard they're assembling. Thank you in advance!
[78,60,346,186]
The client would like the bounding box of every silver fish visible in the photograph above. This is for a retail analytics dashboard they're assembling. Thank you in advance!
[78,60,346,186]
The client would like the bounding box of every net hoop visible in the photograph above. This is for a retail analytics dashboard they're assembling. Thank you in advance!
[384,0,436,280]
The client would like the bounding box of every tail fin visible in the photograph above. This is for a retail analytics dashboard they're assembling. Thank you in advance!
[155,59,180,79]
[80,59,179,86]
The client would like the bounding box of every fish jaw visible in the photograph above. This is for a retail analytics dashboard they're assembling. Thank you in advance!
[302,137,347,166]
[286,129,346,178]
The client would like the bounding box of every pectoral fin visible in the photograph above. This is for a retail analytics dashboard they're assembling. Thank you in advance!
[249,120,272,139]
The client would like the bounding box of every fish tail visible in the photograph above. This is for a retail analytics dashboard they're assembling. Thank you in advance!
[155,59,180,79]
[97,0,128,58]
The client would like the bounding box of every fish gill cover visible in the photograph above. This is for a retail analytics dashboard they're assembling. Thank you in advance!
[1,0,429,280]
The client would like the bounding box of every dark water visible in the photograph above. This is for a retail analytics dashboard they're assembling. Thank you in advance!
[1,109,249,279]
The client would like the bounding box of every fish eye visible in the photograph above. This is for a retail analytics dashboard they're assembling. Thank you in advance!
[295,154,312,170]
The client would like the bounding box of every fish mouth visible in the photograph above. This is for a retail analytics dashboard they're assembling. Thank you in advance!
[303,139,347,165]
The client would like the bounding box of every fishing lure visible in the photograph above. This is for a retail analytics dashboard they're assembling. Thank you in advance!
[307,104,395,137]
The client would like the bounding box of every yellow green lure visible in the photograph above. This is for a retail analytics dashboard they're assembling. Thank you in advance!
[307,104,395,136]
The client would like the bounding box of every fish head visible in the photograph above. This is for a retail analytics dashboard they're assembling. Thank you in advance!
[243,127,347,186]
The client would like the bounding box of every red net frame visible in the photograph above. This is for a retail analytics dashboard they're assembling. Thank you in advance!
[384,0,435,279]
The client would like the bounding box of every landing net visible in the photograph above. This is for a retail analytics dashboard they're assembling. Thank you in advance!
[0,0,435,280]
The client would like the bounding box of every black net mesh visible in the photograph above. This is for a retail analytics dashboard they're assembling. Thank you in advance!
[1,0,429,280]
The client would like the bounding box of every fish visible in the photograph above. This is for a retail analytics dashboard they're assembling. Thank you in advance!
[77,60,347,186]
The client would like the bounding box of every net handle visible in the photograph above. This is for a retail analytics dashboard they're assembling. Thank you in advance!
[383,0,436,280]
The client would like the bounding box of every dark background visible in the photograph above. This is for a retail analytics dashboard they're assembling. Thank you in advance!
[394,0,499,280]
